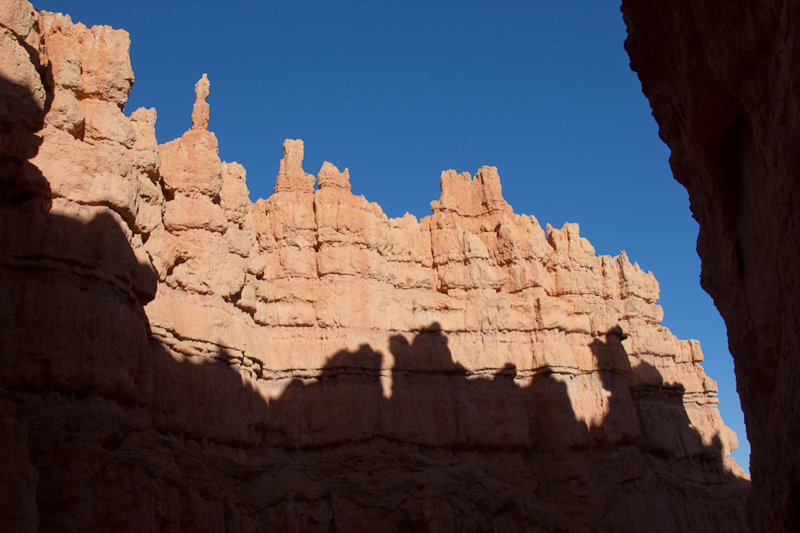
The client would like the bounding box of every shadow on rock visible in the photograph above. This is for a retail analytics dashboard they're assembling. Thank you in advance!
[0,69,750,532]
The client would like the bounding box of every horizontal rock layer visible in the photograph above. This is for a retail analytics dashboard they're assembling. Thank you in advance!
[0,2,749,531]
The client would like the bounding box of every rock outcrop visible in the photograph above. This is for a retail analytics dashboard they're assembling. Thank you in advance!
[622,1,800,531]
[1,2,749,531]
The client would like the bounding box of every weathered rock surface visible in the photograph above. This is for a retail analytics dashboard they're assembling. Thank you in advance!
[622,2,799,531]
[0,4,749,532]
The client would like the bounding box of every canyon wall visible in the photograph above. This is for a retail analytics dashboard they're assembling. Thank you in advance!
[622,1,800,531]
[0,2,749,531]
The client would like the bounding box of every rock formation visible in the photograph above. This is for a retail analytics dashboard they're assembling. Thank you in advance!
[1,1,749,531]
[622,1,799,531]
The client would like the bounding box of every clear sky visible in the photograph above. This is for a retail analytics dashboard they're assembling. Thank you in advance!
[38,1,750,470]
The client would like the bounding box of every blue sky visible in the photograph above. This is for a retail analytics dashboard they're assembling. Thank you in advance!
[40,1,750,470]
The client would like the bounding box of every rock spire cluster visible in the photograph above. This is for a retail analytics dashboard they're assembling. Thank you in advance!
[0,1,749,531]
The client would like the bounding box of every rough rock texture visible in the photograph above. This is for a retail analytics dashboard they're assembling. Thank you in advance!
[0,3,750,531]
[622,2,799,531]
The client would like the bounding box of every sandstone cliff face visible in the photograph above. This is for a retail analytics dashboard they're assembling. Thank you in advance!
[622,2,800,531]
[1,2,749,531]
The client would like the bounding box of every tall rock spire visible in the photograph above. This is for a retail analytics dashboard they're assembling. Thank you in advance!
[191,73,210,130]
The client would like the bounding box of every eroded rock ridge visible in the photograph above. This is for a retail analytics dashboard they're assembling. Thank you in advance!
[1,2,749,531]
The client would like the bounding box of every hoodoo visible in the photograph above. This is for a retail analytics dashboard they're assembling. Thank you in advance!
[0,1,749,531]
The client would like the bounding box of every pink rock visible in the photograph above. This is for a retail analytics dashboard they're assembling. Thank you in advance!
[44,88,85,136]
[317,161,351,190]
[191,73,210,131]
[274,138,315,193]
[83,99,136,147]
[40,12,83,90]
[159,129,223,197]
[0,27,46,125]
[0,0,35,38]
[219,162,250,225]
[0,3,751,531]
[431,166,512,217]
[163,194,227,233]
[72,22,134,106]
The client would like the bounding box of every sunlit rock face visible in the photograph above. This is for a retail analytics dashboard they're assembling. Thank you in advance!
[0,1,749,531]
[622,1,800,531]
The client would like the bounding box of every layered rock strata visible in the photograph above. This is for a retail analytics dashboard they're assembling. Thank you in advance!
[1,2,749,531]
[622,1,800,531]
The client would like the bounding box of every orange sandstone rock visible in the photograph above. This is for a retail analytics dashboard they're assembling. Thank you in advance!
[0,3,750,532]
[317,160,351,190]
[191,73,210,130]
[274,138,315,193]
[0,0,36,39]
